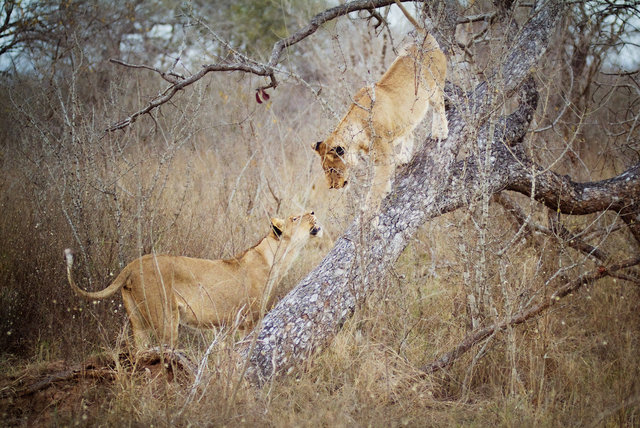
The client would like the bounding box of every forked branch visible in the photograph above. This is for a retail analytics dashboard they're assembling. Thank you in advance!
[107,61,273,132]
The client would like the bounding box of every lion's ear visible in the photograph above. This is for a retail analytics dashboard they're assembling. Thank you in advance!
[270,217,284,238]
[312,141,322,152]
[334,146,345,156]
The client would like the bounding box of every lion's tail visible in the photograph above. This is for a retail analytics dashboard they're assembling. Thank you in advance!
[64,249,128,300]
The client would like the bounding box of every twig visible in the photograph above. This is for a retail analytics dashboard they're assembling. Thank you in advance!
[106,62,271,132]
[600,69,640,76]
[109,58,184,83]
[533,58,574,133]
[494,193,609,261]
[457,12,496,24]
[609,272,640,285]
[179,333,222,416]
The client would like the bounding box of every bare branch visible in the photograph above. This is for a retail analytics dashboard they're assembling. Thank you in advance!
[109,59,184,84]
[457,12,496,24]
[620,204,640,245]
[265,0,417,69]
[106,0,418,133]
[494,193,609,262]
[506,162,640,217]
[601,69,640,76]
[105,61,271,132]
[421,256,640,375]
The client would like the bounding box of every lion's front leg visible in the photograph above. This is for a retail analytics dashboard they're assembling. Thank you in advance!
[430,91,449,140]
[393,134,415,165]
[364,151,394,212]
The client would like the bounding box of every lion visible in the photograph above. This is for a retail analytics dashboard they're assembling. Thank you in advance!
[64,212,322,348]
[313,4,448,207]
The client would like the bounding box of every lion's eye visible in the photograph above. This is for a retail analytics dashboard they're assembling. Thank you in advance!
[292,216,299,221]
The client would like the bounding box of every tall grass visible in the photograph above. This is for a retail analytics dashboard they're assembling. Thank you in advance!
[0,7,638,427]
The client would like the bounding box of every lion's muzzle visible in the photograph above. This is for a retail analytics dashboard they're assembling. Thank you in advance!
[310,226,322,237]
[326,170,348,189]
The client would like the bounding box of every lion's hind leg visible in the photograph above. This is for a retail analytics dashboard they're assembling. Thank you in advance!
[161,295,180,348]
[122,291,153,349]
[122,289,180,349]
[146,293,180,348]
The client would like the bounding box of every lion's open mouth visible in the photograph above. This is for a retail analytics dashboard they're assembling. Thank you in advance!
[310,226,322,237]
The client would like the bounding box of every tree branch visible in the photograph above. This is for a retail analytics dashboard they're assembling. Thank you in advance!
[620,204,640,246]
[506,162,640,216]
[266,0,415,69]
[421,256,640,375]
[109,58,184,84]
[494,193,609,262]
[105,61,271,132]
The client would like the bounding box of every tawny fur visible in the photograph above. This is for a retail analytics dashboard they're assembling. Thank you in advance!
[313,31,448,207]
[65,212,322,348]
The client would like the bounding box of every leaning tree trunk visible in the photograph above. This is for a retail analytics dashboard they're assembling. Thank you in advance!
[237,0,640,385]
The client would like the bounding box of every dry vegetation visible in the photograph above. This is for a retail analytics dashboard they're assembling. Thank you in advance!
[1,0,639,426]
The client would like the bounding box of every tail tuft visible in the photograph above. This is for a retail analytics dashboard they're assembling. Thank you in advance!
[64,248,74,268]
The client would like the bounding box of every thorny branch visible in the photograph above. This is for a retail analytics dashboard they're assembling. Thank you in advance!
[109,59,185,84]
[106,61,275,132]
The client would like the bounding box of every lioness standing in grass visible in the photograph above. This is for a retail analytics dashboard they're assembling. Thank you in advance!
[313,2,448,208]
[65,212,322,348]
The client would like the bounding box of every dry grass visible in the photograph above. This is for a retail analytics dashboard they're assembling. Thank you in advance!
[1,9,639,428]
